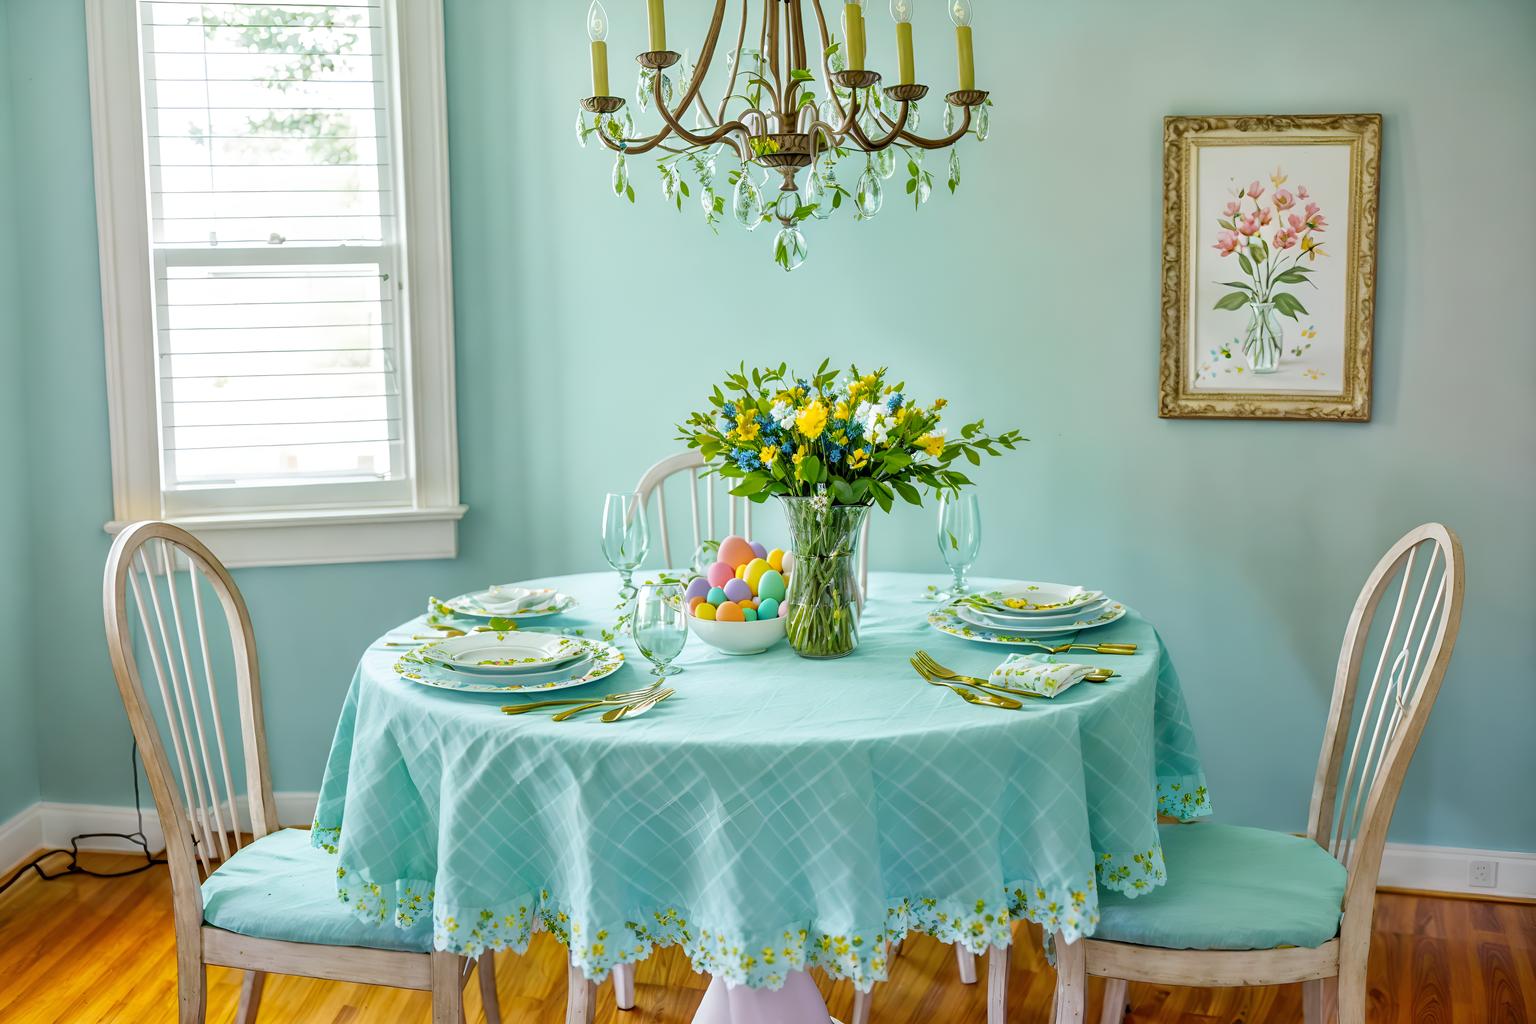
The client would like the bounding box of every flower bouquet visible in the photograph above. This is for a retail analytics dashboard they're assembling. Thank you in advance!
[1210,166,1327,373]
[678,362,1023,658]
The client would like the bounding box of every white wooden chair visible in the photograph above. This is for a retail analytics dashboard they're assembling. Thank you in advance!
[103,521,503,1024]
[1047,523,1464,1024]
[634,450,871,596]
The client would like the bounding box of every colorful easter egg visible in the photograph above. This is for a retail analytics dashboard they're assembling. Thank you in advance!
[757,597,779,620]
[767,548,785,572]
[707,561,734,588]
[689,596,706,613]
[694,602,717,621]
[777,601,788,618]
[757,570,787,602]
[735,563,748,579]
[742,607,759,621]
[749,541,768,560]
[722,578,753,603]
[685,577,712,602]
[716,601,745,622]
[706,586,728,606]
[743,557,771,591]
[781,551,795,577]
[718,535,755,568]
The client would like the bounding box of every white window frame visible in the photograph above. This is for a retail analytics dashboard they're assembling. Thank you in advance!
[86,0,463,567]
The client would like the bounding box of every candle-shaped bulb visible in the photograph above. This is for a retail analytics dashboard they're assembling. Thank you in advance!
[844,0,868,71]
[647,0,668,51]
[587,1,610,97]
[891,0,915,85]
[950,0,975,89]
[949,0,973,27]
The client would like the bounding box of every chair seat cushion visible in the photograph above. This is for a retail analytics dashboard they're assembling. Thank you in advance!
[201,828,432,953]
[1095,823,1347,950]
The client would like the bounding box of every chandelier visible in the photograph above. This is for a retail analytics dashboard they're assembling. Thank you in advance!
[577,0,992,270]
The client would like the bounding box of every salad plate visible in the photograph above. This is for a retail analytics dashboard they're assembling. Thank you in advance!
[395,638,624,694]
[956,600,1110,632]
[437,588,577,621]
[416,631,586,676]
[928,599,1127,646]
[967,583,1106,616]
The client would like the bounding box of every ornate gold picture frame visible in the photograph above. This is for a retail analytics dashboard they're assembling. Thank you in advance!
[1159,114,1381,420]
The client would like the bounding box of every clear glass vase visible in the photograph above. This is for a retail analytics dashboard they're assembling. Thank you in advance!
[779,495,870,659]
[1242,301,1283,374]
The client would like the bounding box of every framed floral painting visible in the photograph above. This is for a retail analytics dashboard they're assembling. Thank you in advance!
[1159,114,1381,420]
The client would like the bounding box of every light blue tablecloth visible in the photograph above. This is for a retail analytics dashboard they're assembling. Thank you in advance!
[312,572,1210,990]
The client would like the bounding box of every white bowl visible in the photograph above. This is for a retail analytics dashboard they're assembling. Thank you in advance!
[687,614,786,656]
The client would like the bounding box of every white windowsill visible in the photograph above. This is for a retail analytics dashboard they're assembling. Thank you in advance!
[103,504,467,568]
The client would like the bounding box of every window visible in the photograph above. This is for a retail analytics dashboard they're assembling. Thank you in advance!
[87,0,462,566]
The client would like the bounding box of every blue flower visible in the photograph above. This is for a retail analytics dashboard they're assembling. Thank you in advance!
[780,439,794,454]
[826,444,845,465]
[886,392,903,412]
[731,447,761,472]
[722,401,737,418]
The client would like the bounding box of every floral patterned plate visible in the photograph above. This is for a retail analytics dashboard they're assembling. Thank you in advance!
[928,600,1127,645]
[437,589,578,621]
[416,631,587,676]
[395,638,625,694]
[970,583,1106,615]
[956,600,1110,632]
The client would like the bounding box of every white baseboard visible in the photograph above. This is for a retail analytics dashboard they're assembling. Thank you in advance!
[5,798,1533,901]
[1378,842,1536,901]
[0,792,319,868]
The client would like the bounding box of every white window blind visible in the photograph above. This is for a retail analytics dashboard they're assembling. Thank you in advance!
[138,0,409,512]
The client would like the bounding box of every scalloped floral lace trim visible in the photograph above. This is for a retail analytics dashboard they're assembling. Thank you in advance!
[312,826,1173,991]
[1157,774,1213,820]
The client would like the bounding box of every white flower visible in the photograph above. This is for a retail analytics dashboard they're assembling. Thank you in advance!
[770,400,797,430]
[861,404,890,446]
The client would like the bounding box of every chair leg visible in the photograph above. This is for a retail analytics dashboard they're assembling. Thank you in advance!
[178,957,207,1024]
[1098,977,1127,1024]
[1338,958,1364,1024]
[565,964,597,1024]
[850,989,871,1024]
[954,942,978,984]
[1052,932,1086,1024]
[612,961,636,1011]
[986,944,1008,1024]
[430,952,465,1024]
[235,970,266,1024]
[477,952,502,1024]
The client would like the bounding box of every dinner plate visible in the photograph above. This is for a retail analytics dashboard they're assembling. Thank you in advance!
[438,588,578,621]
[416,631,586,676]
[956,600,1110,632]
[927,600,1127,646]
[395,639,624,694]
[968,583,1106,616]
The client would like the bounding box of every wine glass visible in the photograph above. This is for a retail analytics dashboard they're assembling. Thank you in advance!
[632,583,688,683]
[601,491,650,599]
[936,491,982,599]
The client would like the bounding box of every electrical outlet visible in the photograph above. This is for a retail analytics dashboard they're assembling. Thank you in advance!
[1469,859,1498,888]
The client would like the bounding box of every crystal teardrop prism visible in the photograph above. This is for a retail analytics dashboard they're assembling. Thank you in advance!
[948,148,962,192]
[943,102,957,135]
[733,173,764,230]
[872,147,896,180]
[773,189,802,223]
[855,168,883,218]
[661,163,681,202]
[804,166,833,220]
[772,225,809,271]
[975,103,990,142]
[915,172,932,205]
[636,69,651,112]
[575,108,588,149]
[612,155,629,198]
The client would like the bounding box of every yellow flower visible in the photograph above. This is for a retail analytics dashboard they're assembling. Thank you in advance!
[1300,234,1326,261]
[796,401,828,440]
[833,400,852,422]
[734,417,760,443]
[1270,165,1288,189]
[918,433,945,457]
[792,444,810,468]
[848,448,869,470]
[759,445,778,465]
[933,397,948,410]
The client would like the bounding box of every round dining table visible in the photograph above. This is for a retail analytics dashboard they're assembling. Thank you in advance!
[311,571,1211,1023]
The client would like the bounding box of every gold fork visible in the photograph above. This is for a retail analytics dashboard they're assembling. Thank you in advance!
[915,650,1114,689]
[501,681,663,716]
[909,657,1024,709]
[1009,638,1137,656]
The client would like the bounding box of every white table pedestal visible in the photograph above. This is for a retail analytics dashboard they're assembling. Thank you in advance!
[691,970,835,1024]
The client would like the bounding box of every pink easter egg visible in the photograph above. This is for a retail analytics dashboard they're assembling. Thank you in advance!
[781,551,795,577]
[749,541,768,560]
[706,561,734,588]
[718,535,756,568]
[722,578,753,604]
[777,601,788,618]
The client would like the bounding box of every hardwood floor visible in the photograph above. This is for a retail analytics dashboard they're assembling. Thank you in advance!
[1,851,1532,1022]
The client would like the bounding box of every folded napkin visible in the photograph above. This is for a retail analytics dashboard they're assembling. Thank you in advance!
[477,586,557,614]
[990,653,1095,697]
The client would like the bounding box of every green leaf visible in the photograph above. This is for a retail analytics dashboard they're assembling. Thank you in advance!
[1272,292,1308,320]
[1213,291,1250,311]
[1238,253,1253,276]
[789,68,815,83]
[830,477,856,504]
[796,454,823,484]
[1216,280,1255,292]
[892,479,923,506]
[1273,268,1310,284]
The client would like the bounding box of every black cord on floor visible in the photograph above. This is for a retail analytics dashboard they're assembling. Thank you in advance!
[0,741,168,899]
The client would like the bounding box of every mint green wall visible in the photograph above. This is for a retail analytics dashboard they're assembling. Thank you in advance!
[0,0,40,823]
[2,0,1532,852]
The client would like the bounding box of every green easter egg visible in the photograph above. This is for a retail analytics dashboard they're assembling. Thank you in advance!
[742,607,759,621]
[757,570,786,602]
[757,597,779,620]
[706,586,728,606]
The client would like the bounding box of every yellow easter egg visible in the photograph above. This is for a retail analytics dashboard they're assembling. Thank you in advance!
[743,557,771,591]
[716,600,745,622]
[767,548,785,572]
[735,562,748,579]
[694,601,717,620]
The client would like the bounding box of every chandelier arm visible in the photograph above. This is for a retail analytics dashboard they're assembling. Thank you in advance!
[877,104,973,150]
[653,64,752,152]
[847,99,911,150]
[711,0,751,125]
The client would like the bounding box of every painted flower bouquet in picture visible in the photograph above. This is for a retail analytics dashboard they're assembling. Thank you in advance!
[679,362,1023,659]
[1211,167,1327,373]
